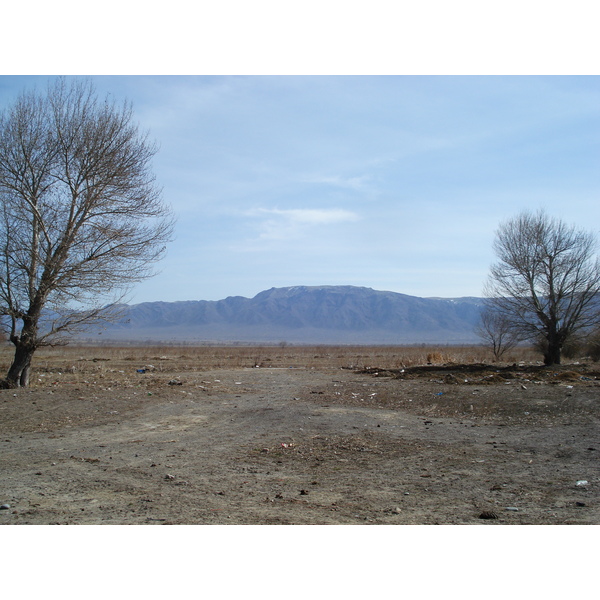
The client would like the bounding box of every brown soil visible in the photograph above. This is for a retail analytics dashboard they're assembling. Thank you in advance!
[1,350,599,525]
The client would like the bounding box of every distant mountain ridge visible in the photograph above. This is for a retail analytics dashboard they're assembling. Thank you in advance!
[82,285,485,344]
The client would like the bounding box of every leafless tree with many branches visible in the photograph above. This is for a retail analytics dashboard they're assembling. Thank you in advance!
[484,209,600,366]
[475,306,521,361]
[0,78,174,387]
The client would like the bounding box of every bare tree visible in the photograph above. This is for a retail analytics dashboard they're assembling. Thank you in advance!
[0,78,174,387]
[484,209,600,366]
[475,306,520,361]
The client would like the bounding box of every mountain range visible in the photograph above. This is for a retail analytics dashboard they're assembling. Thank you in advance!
[81,285,485,344]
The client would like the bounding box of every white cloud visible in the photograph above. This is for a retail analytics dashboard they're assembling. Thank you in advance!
[244,207,360,242]
[302,175,371,190]
[256,207,358,224]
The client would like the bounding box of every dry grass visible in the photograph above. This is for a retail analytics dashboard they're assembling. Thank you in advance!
[0,342,543,388]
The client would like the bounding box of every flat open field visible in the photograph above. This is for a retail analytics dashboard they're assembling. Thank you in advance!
[1,344,598,524]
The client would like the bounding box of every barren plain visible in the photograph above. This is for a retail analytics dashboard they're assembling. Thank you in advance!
[0,345,598,525]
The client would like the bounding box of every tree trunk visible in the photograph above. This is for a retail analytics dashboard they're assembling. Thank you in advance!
[4,341,37,388]
[2,303,43,388]
[543,342,562,366]
[19,356,33,387]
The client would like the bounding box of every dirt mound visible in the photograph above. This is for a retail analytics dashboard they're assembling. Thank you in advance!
[356,363,600,387]
[551,371,583,382]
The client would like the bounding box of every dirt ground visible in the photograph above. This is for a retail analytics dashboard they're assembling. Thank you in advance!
[1,346,598,525]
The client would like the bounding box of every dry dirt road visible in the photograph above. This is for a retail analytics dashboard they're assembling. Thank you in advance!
[1,362,599,524]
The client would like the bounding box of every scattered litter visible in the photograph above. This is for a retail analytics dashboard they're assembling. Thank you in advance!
[136,369,146,374]
[505,507,519,511]
[164,474,175,481]
[576,480,589,487]
[168,379,182,386]
[0,504,10,510]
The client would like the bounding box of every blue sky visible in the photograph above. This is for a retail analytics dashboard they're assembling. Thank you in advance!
[1,75,598,303]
